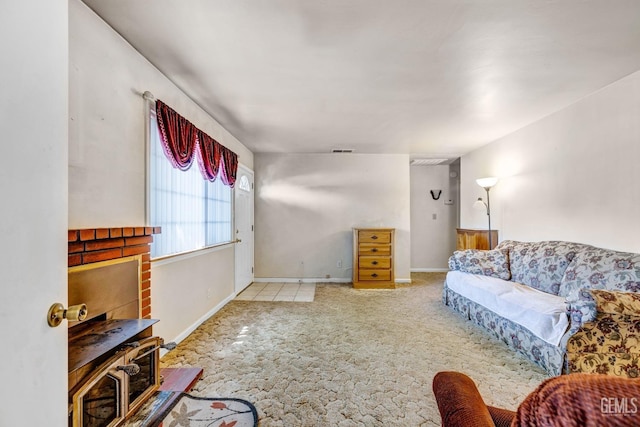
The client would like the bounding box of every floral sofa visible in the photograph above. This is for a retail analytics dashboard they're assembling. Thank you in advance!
[444,240,640,376]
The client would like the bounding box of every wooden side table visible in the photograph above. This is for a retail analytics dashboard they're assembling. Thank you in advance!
[456,228,498,250]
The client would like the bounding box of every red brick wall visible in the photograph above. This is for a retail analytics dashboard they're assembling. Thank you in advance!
[68,227,161,319]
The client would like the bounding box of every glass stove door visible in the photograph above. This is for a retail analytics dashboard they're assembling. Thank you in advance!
[71,354,127,427]
[124,336,161,416]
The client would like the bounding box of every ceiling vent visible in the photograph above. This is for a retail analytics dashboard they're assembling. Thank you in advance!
[331,149,354,153]
[410,158,448,166]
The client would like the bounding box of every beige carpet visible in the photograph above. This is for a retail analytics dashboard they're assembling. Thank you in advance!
[161,273,549,426]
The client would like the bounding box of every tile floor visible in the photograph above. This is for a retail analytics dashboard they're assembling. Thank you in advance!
[235,282,316,302]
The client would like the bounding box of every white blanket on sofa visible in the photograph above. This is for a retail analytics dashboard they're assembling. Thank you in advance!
[446,271,569,346]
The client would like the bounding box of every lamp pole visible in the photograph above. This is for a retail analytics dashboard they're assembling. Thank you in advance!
[475,177,498,250]
[485,188,492,249]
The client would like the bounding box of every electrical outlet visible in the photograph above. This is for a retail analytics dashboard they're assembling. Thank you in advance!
[432,213,437,220]
[337,260,342,268]
[207,288,212,299]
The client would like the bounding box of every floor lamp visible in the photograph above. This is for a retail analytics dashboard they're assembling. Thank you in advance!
[473,177,498,249]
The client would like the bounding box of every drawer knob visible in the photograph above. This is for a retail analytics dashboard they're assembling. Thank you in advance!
[372,261,378,265]
[371,273,378,277]
[371,235,378,240]
[372,248,378,252]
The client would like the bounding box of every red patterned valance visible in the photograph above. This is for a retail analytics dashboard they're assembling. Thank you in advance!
[220,145,238,187]
[156,100,197,171]
[155,99,238,187]
[196,129,221,181]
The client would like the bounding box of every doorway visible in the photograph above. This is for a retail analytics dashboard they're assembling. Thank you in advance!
[234,164,254,293]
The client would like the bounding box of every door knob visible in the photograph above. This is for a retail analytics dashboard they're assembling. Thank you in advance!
[47,303,88,327]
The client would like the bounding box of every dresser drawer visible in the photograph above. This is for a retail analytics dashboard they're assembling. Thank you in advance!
[358,256,391,269]
[358,230,391,244]
[358,269,391,281]
[358,243,391,256]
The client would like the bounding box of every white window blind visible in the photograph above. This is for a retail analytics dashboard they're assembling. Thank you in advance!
[149,107,232,258]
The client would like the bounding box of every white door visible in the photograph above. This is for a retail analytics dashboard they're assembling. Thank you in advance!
[234,165,254,293]
[2,2,68,424]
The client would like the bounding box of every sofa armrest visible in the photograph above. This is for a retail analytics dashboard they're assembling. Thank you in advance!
[565,288,598,335]
[447,249,511,280]
[433,371,496,427]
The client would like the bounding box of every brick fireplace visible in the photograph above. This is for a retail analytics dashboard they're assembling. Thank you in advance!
[68,227,160,319]
[67,226,164,426]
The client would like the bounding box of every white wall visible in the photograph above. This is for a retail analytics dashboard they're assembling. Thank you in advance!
[152,247,235,342]
[410,165,457,270]
[69,0,253,228]
[69,0,254,343]
[460,70,640,253]
[0,1,68,425]
[254,153,411,282]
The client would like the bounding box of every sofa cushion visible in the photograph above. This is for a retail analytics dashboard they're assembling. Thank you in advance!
[497,240,585,295]
[558,247,640,298]
[448,249,510,280]
[590,289,640,316]
[446,271,569,345]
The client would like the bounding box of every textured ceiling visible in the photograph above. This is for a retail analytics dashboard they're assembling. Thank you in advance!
[82,0,640,158]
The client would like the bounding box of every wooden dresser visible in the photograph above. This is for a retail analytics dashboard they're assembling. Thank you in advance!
[456,228,499,250]
[352,228,395,289]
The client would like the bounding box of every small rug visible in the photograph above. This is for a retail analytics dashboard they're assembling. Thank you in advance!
[154,394,258,427]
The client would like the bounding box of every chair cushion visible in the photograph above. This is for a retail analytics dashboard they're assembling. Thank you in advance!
[567,311,640,377]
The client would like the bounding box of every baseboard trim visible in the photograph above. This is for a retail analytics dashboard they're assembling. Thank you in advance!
[411,268,449,273]
[395,278,412,284]
[254,277,351,284]
[162,293,236,356]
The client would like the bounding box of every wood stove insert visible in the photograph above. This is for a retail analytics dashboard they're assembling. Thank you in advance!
[66,252,171,427]
[68,319,165,427]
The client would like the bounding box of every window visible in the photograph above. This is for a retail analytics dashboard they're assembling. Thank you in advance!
[149,107,232,258]
[237,175,251,192]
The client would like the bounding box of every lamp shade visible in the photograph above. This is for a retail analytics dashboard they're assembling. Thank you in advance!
[476,177,498,190]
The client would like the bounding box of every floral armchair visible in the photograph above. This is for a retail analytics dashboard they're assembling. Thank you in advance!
[567,289,640,377]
